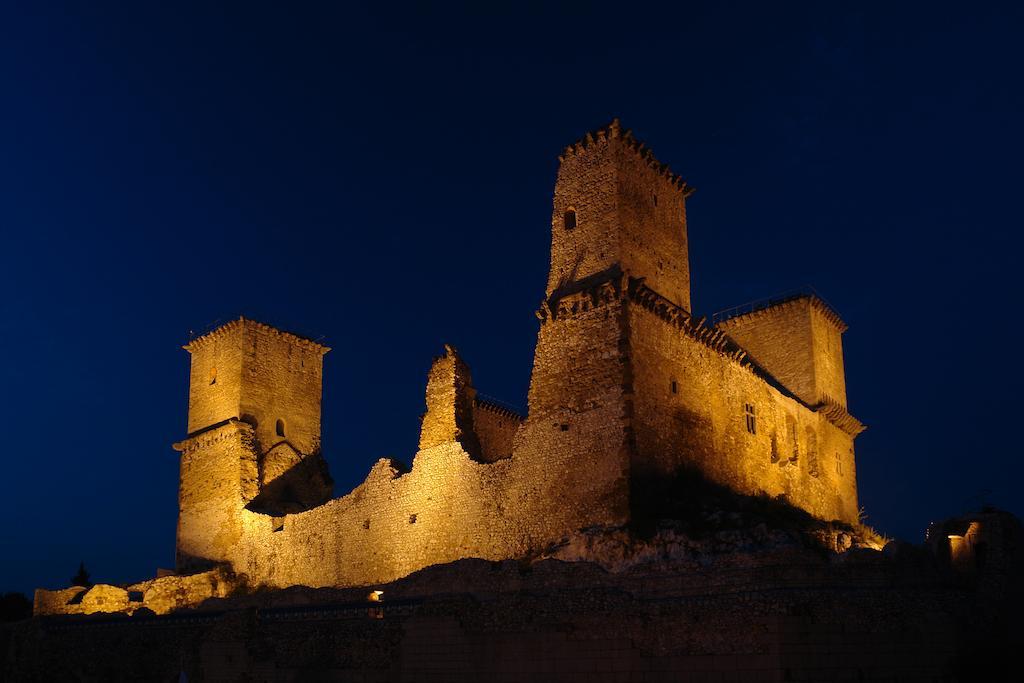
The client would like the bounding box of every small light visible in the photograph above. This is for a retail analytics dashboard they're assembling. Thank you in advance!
[368,590,383,602]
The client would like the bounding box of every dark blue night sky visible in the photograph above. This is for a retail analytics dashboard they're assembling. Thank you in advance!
[2,2,1022,595]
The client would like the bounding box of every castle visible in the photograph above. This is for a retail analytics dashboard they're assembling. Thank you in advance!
[23,121,1024,683]
[37,119,866,610]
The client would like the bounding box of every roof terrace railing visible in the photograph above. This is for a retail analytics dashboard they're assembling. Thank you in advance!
[711,285,840,326]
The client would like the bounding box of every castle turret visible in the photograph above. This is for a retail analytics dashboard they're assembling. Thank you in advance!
[183,317,329,454]
[714,294,849,408]
[174,318,332,571]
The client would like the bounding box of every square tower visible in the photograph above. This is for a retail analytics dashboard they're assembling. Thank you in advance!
[715,295,849,408]
[549,119,695,312]
[183,318,330,455]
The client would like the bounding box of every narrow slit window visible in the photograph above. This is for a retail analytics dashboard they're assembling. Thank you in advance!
[670,380,678,394]
[276,419,286,438]
[786,416,798,463]
[806,427,819,477]
[564,208,577,230]
[744,403,757,435]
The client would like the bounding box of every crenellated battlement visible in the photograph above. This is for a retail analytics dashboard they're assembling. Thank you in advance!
[558,118,695,197]
[184,316,330,354]
[714,291,848,334]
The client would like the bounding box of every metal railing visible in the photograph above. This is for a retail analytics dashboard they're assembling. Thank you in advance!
[711,285,839,326]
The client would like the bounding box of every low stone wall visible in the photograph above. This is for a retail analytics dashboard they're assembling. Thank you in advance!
[34,567,237,617]
[12,549,1019,682]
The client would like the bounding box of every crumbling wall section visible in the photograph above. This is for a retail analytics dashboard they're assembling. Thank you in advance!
[34,568,236,617]
[418,345,482,460]
[218,285,634,589]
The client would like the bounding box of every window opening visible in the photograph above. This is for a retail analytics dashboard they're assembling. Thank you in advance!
[744,403,757,435]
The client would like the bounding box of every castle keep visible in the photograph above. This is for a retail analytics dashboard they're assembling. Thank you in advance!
[37,120,866,611]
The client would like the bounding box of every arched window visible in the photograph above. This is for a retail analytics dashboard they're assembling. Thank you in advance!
[276,419,286,438]
[564,208,577,230]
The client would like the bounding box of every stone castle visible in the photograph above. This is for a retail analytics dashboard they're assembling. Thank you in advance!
[37,119,866,611]
[22,121,1024,683]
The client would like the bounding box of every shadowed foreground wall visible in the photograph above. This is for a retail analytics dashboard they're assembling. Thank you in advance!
[14,547,1023,683]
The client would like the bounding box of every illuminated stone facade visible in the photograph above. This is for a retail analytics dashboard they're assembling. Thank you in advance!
[36,120,867,611]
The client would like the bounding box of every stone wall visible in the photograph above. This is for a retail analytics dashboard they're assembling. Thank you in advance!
[471,399,520,463]
[34,568,234,617]
[174,422,259,572]
[627,286,860,523]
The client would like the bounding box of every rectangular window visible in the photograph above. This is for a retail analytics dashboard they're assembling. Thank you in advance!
[670,380,678,394]
[744,403,756,435]
[787,416,798,462]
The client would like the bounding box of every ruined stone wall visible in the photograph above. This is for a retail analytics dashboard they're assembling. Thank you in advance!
[627,297,859,523]
[228,397,629,590]
[207,290,636,590]
[34,568,234,617]
[418,345,481,460]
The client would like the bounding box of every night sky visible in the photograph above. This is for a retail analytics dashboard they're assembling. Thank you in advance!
[2,2,1022,596]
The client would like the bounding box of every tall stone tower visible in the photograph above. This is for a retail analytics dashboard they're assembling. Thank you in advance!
[173,318,333,571]
[528,120,861,525]
[547,118,694,312]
